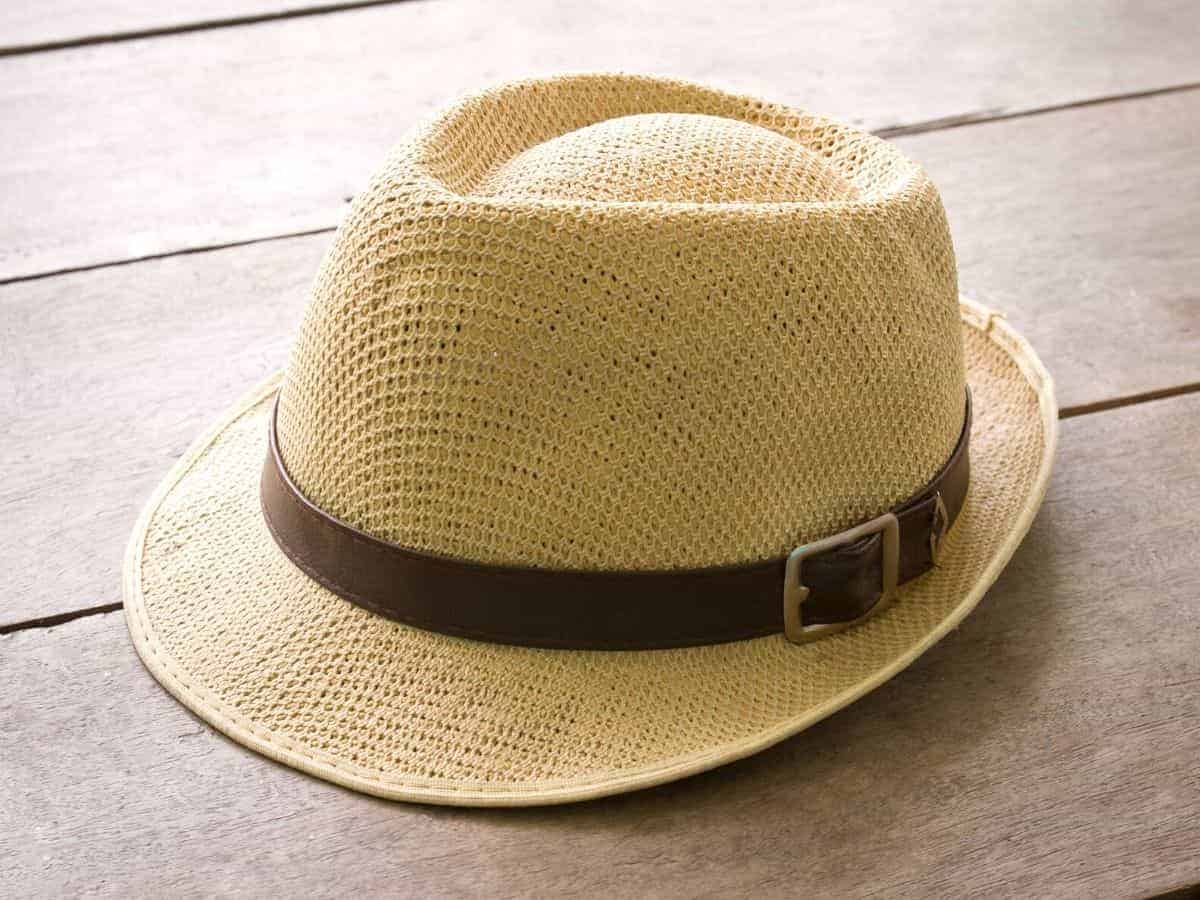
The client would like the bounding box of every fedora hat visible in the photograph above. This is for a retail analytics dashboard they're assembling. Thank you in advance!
[124,73,1057,806]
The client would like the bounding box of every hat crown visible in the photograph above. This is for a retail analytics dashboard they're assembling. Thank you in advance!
[277,74,965,571]
[475,112,859,204]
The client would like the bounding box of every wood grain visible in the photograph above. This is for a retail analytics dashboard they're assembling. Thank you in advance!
[0,236,319,628]
[3,392,1198,898]
[0,0,401,55]
[894,89,1200,417]
[6,89,1200,629]
[3,0,1200,280]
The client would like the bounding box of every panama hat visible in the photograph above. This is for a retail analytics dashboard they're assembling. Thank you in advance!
[124,73,1056,806]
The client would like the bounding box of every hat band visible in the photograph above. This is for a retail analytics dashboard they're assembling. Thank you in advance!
[260,392,970,650]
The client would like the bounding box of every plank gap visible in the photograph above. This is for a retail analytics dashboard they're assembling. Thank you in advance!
[0,602,123,636]
[0,0,421,58]
[0,226,337,288]
[1060,381,1200,419]
[1147,885,1200,900]
[876,78,1200,138]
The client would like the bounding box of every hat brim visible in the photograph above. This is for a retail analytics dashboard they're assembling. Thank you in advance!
[123,297,1056,807]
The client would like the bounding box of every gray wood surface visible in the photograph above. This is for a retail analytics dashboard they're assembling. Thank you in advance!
[907,89,1200,415]
[6,89,1199,630]
[0,0,399,54]
[2,0,1199,280]
[5,1,1200,894]
[3,392,1198,898]
[1,237,313,629]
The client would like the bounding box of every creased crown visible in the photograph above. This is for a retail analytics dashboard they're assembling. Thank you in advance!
[277,73,965,571]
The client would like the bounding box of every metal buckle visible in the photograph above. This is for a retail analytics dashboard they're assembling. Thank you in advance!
[783,512,900,644]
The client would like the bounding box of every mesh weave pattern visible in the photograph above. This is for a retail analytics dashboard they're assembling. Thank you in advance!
[276,74,966,570]
[130,314,1051,801]
[476,113,860,203]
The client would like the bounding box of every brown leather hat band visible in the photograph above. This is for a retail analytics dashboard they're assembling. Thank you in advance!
[260,392,971,650]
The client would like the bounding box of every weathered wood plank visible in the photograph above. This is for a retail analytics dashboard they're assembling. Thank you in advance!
[893,89,1200,416]
[0,0,398,55]
[3,392,1198,898]
[2,0,1199,280]
[5,89,1199,629]
[0,236,318,628]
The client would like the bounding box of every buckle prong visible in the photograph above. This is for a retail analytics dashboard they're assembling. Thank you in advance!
[929,492,949,566]
[783,512,900,644]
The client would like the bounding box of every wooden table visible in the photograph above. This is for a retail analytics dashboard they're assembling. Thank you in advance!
[2,1,1198,896]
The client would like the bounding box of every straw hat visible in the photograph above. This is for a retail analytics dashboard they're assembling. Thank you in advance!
[124,73,1056,806]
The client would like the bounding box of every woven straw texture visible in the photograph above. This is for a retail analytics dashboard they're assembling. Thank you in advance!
[123,75,1057,805]
[125,304,1054,806]
[276,73,966,570]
